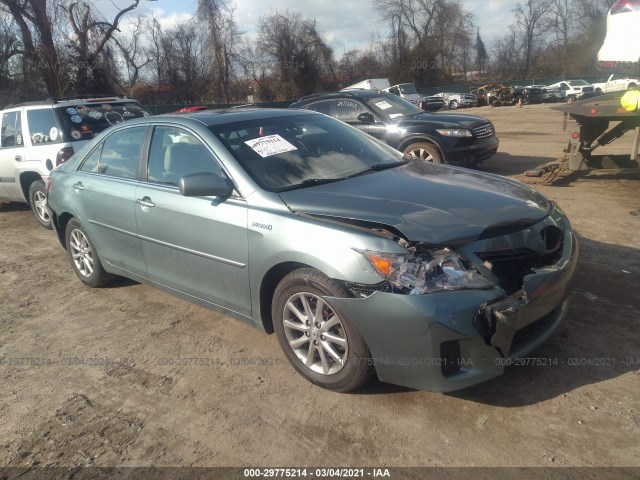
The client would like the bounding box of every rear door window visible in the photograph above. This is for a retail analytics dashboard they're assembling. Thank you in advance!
[79,126,147,179]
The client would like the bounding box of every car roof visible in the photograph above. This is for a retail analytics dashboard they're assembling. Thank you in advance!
[157,108,316,127]
[290,89,394,105]
[3,96,139,109]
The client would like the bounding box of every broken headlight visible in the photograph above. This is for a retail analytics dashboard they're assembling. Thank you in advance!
[354,248,493,295]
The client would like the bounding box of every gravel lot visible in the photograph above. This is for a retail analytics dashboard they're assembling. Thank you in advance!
[1,103,639,469]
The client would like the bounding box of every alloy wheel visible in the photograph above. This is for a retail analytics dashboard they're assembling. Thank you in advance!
[282,292,348,375]
[69,229,94,278]
[408,147,436,162]
[33,191,50,223]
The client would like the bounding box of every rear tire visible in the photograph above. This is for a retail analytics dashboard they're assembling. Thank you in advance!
[65,218,115,287]
[449,100,458,110]
[403,142,443,163]
[272,268,374,392]
[29,180,52,229]
[628,83,637,90]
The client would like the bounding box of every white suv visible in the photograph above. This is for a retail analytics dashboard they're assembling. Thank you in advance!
[0,97,150,228]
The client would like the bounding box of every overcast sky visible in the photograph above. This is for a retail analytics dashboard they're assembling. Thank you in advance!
[96,0,514,55]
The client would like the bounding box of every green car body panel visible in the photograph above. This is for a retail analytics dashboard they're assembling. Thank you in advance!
[47,109,578,392]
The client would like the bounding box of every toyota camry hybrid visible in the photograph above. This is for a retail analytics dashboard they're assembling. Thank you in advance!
[47,108,578,393]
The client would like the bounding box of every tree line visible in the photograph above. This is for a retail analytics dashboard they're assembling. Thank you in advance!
[0,0,615,105]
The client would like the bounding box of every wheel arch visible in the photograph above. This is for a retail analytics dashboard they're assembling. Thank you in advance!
[259,261,314,334]
[54,211,76,249]
[19,171,43,205]
[398,135,443,157]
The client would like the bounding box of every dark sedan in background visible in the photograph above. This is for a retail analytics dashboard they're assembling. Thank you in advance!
[47,108,576,393]
[289,90,499,167]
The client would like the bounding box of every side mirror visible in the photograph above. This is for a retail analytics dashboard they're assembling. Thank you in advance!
[357,112,376,124]
[179,172,233,198]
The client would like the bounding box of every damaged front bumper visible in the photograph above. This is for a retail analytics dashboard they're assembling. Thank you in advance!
[325,225,578,392]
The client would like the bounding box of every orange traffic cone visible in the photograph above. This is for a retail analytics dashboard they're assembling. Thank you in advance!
[517,98,522,108]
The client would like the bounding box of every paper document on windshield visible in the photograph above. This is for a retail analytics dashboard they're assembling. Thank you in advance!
[375,101,393,110]
[245,134,298,158]
[389,113,403,119]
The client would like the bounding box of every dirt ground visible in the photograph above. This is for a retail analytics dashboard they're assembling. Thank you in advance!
[0,103,639,470]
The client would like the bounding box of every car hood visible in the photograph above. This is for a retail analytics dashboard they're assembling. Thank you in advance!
[393,112,488,129]
[278,162,551,245]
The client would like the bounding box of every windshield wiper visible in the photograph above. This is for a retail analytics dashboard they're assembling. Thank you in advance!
[348,160,409,178]
[275,177,344,192]
[275,160,408,192]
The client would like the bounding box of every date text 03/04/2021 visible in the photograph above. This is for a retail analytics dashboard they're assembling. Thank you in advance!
[243,468,391,478]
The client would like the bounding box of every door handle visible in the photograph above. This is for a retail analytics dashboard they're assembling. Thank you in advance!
[73,182,84,190]
[136,197,155,208]
[15,155,22,162]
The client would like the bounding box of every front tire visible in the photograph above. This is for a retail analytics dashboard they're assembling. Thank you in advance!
[403,142,443,163]
[449,99,458,110]
[29,180,52,229]
[272,268,374,392]
[65,218,115,287]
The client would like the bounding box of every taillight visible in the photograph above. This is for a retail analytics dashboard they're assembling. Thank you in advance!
[611,0,640,14]
[56,147,74,166]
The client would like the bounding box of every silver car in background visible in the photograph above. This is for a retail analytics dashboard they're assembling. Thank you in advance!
[47,109,578,392]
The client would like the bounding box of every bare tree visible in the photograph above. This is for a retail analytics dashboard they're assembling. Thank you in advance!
[491,28,520,79]
[0,0,63,94]
[197,0,241,103]
[142,14,165,88]
[374,0,477,85]
[161,20,207,103]
[573,0,615,37]
[0,12,19,77]
[513,0,553,78]
[338,47,384,85]
[550,0,575,62]
[113,15,151,94]
[257,10,335,99]
[0,0,145,95]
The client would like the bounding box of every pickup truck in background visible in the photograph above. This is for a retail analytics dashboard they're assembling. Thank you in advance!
[546,80,596,103]
[592,74,639,94]
[343,78,445,111]
[432,92,477,109]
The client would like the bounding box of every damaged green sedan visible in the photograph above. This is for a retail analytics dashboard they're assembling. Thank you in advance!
[46,109,578,392]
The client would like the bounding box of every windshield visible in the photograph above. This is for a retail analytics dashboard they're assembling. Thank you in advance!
[366,94,423,121]
[567,80,589,86]
[56,102,150,142]
[398,83,418,95]
[211,114,405,191]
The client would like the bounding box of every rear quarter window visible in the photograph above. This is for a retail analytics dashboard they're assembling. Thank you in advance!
[26,109,62,145]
